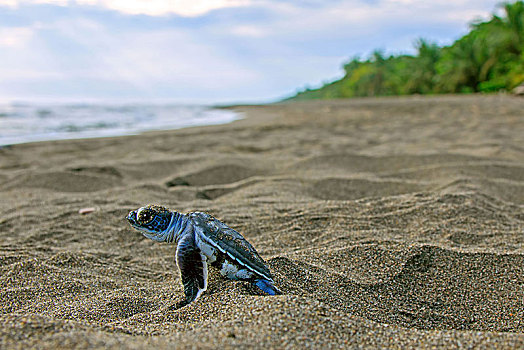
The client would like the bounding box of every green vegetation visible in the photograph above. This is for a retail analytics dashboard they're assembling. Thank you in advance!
[289,1,524,100]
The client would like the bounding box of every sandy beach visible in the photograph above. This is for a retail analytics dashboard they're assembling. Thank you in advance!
[1,94,523,348]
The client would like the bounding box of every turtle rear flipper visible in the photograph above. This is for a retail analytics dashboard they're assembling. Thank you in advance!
[254,279,282,295]
[176,233,208,305]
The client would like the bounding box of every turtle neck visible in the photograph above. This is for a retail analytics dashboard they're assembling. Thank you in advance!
[164,212,192,244]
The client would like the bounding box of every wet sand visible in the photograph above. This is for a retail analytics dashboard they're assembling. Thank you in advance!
[1,95,523,348]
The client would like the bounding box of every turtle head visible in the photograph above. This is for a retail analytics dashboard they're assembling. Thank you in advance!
[127,205,174,241]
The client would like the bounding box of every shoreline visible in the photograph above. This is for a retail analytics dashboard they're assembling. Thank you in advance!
[0,105,240,147]
[1,94,523,348]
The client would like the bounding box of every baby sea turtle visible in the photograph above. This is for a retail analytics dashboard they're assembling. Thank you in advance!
[127,205,281,306]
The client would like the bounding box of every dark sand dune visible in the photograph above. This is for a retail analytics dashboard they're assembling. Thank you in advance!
[1,95,523,348]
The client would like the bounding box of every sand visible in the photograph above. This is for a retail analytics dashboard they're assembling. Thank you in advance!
[1,94,523,349]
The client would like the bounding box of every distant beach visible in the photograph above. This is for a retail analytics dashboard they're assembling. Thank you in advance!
[0,95,523,348]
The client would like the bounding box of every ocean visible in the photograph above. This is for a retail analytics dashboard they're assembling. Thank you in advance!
[0,103,239,146]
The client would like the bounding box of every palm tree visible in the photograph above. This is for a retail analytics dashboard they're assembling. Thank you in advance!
[406,39,441,93]
[493,1,524,55]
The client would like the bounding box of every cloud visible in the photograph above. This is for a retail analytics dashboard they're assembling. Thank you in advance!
[237,0,495,37]
[229,25,267,38]
[0,16,265,102]
[0,0,498,21]
[0,0,67,6]
[0,0,251,16]
[0,25,34,47]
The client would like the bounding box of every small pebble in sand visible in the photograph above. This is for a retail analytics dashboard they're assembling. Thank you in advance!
[78,207,96,215]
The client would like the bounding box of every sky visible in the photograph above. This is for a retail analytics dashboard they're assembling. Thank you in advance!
[0,0,503,104]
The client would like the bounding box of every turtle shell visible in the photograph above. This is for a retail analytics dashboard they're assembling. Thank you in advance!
[190,212,273,281]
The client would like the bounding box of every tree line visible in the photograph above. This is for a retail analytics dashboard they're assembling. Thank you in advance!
[289,1,524,100]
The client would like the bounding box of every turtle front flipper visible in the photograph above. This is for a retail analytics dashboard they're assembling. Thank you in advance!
[176,233,208,306]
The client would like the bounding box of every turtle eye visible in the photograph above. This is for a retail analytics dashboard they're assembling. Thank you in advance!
[137,208,153,225]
